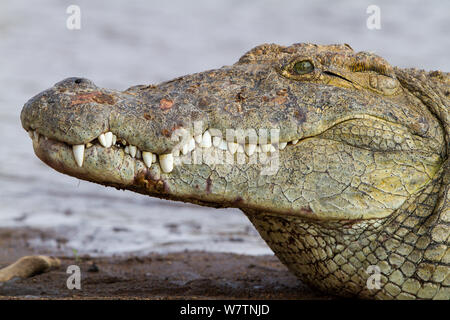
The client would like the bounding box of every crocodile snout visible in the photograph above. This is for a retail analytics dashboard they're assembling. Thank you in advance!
[20,77,113,146]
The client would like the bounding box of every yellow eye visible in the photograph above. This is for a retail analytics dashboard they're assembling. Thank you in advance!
[293,60,314,75]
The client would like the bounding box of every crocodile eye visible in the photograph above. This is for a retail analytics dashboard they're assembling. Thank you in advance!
[293,60,314,75]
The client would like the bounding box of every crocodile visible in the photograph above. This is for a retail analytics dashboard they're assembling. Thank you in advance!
[18,43,449,299]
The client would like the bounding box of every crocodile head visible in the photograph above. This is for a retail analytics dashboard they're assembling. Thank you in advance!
[21,43,449,299]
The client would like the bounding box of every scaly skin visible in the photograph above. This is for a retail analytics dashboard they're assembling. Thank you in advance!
[19,43,449,299]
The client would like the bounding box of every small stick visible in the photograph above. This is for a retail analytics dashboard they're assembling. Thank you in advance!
[0,256,61,282]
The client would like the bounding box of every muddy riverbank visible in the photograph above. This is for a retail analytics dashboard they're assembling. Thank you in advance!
[0,228,331,299]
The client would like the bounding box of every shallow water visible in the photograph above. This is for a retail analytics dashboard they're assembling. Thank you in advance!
[0,0,448,256]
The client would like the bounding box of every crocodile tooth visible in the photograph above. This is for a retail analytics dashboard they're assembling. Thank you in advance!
[112,134,117,146]
[237,144,244,153]
[218,140,228,150]
[104,132,113,148]
[86,142,93,148]
[142,151,153,167]
[279,142,287,150]
[136,149,141,159]
[236,132,245,144]
[194,134,202,144]
[212,136,222,147]
[124,146,130,154]
[270,145,277,152]
[98,133,107,147]
[227,142,238,154]
[72,145,85,167]
[292,139,299,145]
[200,130,212,148]
[188,137,196,152]
[182,143,189,155]
[129,145,137,158]
[261,144,271,152]
[160,154,174,173]
[152,153,157,163]
[191,150,198,162]
[244,144,256,156]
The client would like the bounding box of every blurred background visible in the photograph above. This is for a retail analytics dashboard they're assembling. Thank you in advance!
[0,0,448,256]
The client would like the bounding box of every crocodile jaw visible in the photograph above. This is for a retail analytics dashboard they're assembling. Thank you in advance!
[27,113,442,222]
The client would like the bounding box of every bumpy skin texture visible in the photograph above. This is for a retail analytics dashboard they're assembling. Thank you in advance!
[21,43,449,299]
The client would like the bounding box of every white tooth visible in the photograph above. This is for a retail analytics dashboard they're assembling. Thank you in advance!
[160,154,174,173]
[292,139,299,145]
[112,134,117,146]
[136,149,141,159]
[33,131,39,140]
[200,130,212,148]
[86,142,93,148]
[212,136,221,147]
[142,151,153,167]
[129,145,137,158]
[237,144,244,153]
[194,134,202,144]
[98,133,107,147]
[173,148,180,157]
[244,143,256,156]
[261,144,271,152]
[104,132,113,148]
[270,145,277,152]
[218,140,228,150]
[28,131,33,139]
[279,142,287,150]
[152,153,157,163]
[191,150,198,163]
[236,132,245,144]
[227,142,238,154]
[188,137,196,152]
[124,146,130,154]
[72,145,85,167]
[182,143,189,155]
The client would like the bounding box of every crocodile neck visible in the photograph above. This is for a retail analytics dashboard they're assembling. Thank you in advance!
[246,163,447,299]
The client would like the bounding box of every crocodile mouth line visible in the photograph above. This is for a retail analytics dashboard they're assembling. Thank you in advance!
[25,114,416,174]
[26,129,303,174]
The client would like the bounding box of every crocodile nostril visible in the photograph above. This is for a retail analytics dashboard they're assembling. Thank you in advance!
[54,77,97,89]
